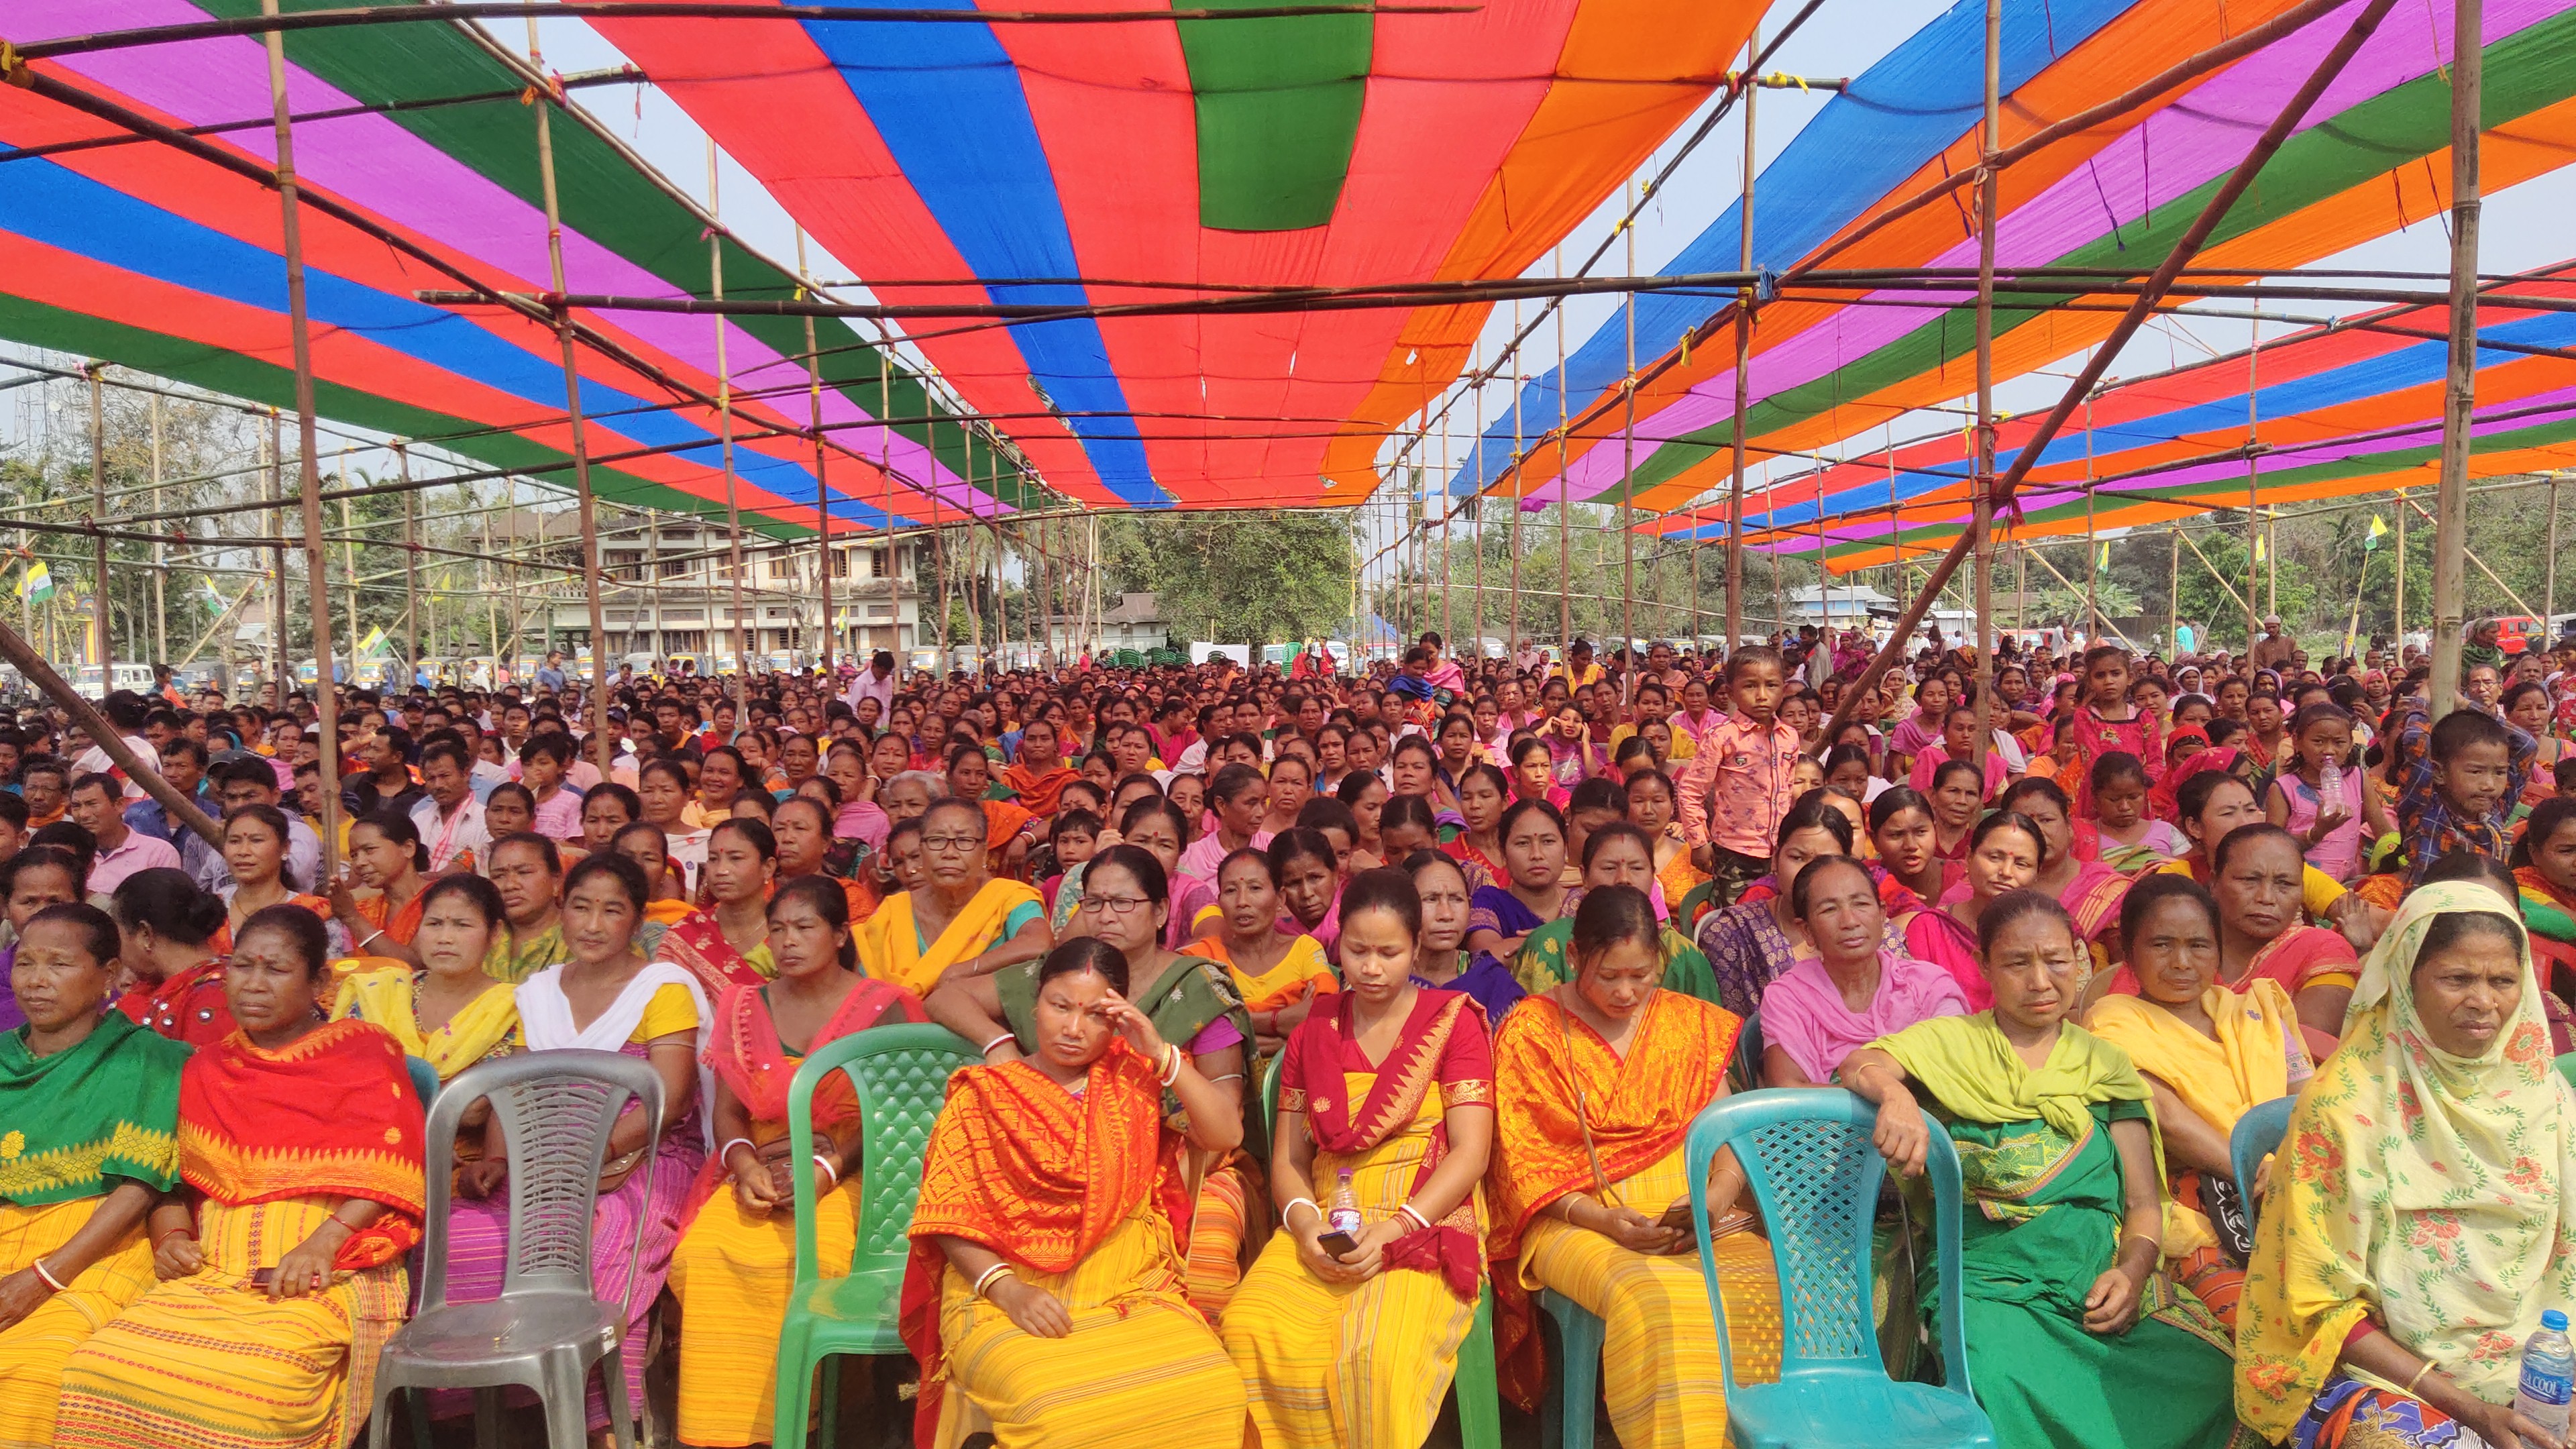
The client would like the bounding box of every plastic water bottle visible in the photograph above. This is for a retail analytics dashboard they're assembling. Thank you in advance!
[2318,756,2344,817]
[2514,1309,2573,1448]
[1328,1170,1363,1238]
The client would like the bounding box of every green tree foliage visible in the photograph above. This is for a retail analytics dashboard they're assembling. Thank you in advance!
[1096,510,1358,646]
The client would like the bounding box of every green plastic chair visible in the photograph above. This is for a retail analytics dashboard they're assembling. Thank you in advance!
[1259,1046,1502,1449]
[770,1024,979,1449]
[2557,1053,2576,1092]
[1684,1089,1993,1449]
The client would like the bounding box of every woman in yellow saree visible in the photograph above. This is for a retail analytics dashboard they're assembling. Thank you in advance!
[2082,873,2310,1329]
[900,937,1246,1449]
[1490,884,1780,1448]
[480,832,567,985]
[1223,867,1495,1449]
[0,904,187,1449]
[855,799,1051,996]
[56,904,426,1449]
[2235,883,2576,1449]
[331,873,519,1081]
[672,876,928,1447]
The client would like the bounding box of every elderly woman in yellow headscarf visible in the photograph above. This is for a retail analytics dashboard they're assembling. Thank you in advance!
[2083,872,2311,1330]
[2235,881,2576,1449]
[854,798,1049,996]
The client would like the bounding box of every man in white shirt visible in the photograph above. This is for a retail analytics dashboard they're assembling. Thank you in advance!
[409,739,491,875]
[844,649,898,721]
[68,771,182,893]
[70,692,162,801]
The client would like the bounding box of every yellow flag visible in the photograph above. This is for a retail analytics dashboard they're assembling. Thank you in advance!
[2253,534,2267,563]
[2368,514,2390,539]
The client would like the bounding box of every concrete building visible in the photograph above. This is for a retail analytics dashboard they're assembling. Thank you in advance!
[535,513,930,664]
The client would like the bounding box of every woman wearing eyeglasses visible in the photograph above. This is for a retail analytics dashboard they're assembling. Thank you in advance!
[926,844,1256,1317]
[853,798,1051,997]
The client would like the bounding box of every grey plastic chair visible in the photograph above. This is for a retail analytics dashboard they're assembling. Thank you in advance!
[366,1050,667,1449]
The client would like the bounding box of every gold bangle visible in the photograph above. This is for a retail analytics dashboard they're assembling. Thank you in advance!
[2404,1359,2435,1397]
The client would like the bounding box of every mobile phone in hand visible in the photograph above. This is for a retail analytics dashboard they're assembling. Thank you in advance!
[1316,1228,1360,1259]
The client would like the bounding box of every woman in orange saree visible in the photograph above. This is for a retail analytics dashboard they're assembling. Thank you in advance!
[997,718,1079,819]
[329,811,432,969]
[900,938,1246,1449]
[56,904,426,1449]
[1490,884,1780,1448]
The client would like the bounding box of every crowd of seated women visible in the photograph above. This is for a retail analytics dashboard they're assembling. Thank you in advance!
[6,630,2576,1449]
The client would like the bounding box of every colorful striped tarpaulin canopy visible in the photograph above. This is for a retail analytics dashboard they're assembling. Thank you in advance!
[1,0,1053,537]
[1663,266,2576,569]
[1448,0,2576,517]
[583,0,1769,509]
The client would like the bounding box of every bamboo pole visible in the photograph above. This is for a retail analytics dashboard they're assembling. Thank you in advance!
[881,350,899,661]
[1725,34,1758,650]
[398,445,419,677]
[1621,182,1638,702]
[796,227,837,678]
[1509,302,1523,661]
[0,621,222,846]
[150,394,165,665]
[88,365,110,676]
[525,29,614,772]
[2245,320,2262,647]
[1556,246,1572,657]
[2549,473,2561,627]
[2395,486,2408,647]
[1472,347,1485,657]
[261,0,341,874]
[2426,0,2483,714]
[706,142,750,724]
[2084,392,2100,643]
[1970,0,1999,770]
[268,415,286,694]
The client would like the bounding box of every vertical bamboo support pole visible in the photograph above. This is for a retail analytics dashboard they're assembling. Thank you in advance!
[398,445,419,676]
[150,394,166,665]
[87,365,110,674]
[262,0,340,873]
[705,141,749,722]
[2246,320,2263,649]
[1472,347,1485,655]
[2547,473,2560,627]
[880,350,900,659]
[1621,184,1638,701]
[796,228,836,677]
[527,25,612,774]
[2396,486,2408,647]
[2084,394,2099,641]
[1970,0,2000,771]
[1556,246,1572,655]
[1724,35,1758,650]
[2428,0,2481,714]
[1509,304,1524,660]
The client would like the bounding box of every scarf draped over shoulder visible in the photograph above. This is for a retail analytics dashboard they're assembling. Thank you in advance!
[0,1012,188,1206]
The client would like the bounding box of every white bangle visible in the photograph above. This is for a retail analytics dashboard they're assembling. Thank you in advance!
[717,1138,756,1174]
[971,1263,1014,1299]
[357,928,385,951]
[813,1154,839,1189]
[1159,1043,1183,1087]
[29,1258,66,1293]
[1282,1197,1321,1230]
[1397,1202,1432,1233]
[979,1032,1016,1058]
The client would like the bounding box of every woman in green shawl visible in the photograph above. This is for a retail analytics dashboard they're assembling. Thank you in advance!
[1513,823,1720,1004]
[0,902,189,1445]
[926,843,1258,1316]
[1840,888,2242,1449]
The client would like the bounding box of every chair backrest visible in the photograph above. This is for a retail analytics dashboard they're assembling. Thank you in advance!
[2556,1053,2576,1093]
[1725,1008,1764,1095]
[1685,1087,1972,1399]
[1259,1046,1283,1138]
[405,1055,439,1107]
[416,1051,665,1313]
[787,1024,979,1286]
[2231,1095,2296,1220]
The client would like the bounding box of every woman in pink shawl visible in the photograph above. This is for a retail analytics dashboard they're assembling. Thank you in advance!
[1760,854,1966,1085]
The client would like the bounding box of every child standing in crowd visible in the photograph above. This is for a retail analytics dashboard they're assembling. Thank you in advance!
[2066,645,2161,815]
[1678,646,1799,907]
[2394,709,2519,885]
[2266,702,2389,884]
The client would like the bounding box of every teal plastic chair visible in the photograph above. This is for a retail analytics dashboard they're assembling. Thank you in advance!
[2231,1096,2297,1226]
[1684,1089,1993,1449]
[1536,1288,1605,1448]
[1725,1008,1766,1094]
[1259,1047,1502,1449]
[405,1055,439,1107]
[770,1024,979,1449]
